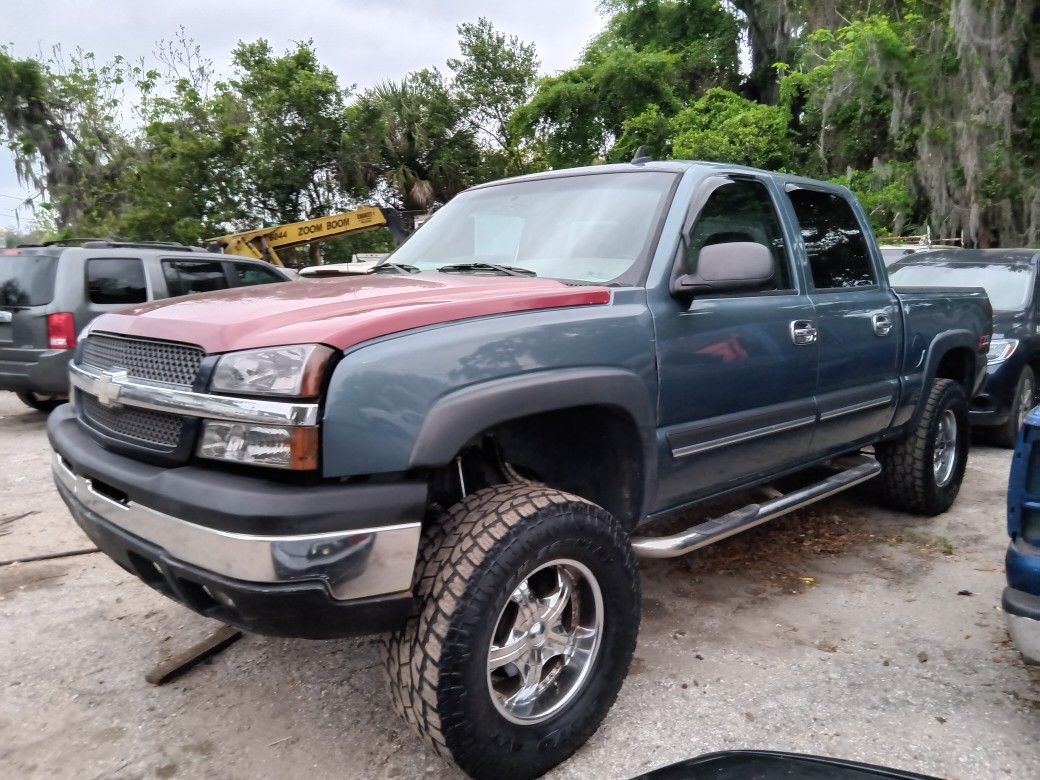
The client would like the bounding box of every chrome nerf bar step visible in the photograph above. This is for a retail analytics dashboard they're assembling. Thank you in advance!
[631,455,882,559]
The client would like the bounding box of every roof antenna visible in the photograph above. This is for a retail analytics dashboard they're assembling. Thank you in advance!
[631,145,653,165]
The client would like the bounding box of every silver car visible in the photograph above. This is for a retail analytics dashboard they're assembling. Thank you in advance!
[0,240,292,411]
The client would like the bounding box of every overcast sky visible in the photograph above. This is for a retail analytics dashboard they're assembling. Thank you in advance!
[0,0,606,230]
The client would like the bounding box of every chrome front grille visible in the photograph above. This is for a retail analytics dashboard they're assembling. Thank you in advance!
[80,334,203,388]
[80,393,183,448]
[78,334,204,452]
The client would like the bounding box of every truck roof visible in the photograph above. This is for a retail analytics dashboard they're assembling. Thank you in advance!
[468,160,851,194]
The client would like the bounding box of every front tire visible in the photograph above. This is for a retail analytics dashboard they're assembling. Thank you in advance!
[384,484,640,780]
[993,366,1035,448]
[875,378,969,515]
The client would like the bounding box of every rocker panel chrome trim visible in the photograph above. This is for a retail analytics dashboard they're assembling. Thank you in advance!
[671,415,816,458]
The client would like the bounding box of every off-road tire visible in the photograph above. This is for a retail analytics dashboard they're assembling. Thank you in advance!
[382,483,640,780]
[875,378,968,515]
[993,366,1035,448]
[16,392,62,413]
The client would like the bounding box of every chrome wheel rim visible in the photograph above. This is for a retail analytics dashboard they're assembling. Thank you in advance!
[486,558,603,725]
[933,409,958,487]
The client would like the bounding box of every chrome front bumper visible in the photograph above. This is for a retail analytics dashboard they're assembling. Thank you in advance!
[53,453,421,601]
[1006,613,1040,664]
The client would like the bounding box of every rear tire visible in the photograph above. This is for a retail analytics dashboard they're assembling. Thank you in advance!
[993,366,1035,448]
[875,378,969,515]
[16,392,63,413]
[383,484,640,780]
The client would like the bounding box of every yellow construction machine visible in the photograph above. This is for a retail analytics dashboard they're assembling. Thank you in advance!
[206,206,408,267]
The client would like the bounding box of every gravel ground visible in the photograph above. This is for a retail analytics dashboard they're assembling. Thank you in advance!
[1,392,1038,779]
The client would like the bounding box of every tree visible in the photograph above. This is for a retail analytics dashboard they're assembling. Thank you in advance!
[780,2,1040,245]
[448,17,539,177]
[340,69,479,210]
[0,46,138,231]
[668,88,794,168]
[118,51,249,243]
[513,0,741,166]
[229,39,347,223]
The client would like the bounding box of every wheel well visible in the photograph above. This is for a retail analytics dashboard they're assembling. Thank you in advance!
[934,347,975,397]
[443,406,645,529]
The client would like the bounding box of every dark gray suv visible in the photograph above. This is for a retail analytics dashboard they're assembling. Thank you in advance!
[0,240,292,411]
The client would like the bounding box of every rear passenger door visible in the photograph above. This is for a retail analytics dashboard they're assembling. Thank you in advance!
[783,185,902,452]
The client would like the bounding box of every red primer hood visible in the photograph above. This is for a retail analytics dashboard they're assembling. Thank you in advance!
[91,274,611,353]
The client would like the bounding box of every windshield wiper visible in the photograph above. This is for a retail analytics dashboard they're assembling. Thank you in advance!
[436,262,537,277]
[373,261,420,274]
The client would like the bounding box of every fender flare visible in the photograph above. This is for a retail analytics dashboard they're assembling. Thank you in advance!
[910,329,984,423]
[408,367,658,510]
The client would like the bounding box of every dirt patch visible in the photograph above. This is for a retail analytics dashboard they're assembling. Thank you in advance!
[0,562,68,599]
[645,497,891,593]
[0,511,37,537]
[639,483,964,596]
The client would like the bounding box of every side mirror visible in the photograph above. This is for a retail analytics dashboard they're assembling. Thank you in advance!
[672,241,775,297]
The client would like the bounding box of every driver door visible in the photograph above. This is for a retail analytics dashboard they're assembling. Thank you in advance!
[650,175,819,510]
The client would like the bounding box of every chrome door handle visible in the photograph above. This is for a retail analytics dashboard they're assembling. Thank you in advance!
[790,320,818,346]
[872,313,893,337]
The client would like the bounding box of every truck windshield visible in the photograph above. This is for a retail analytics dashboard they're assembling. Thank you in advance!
[388,171,678,284]
[0,253,60,307]
[887,261,1034,311]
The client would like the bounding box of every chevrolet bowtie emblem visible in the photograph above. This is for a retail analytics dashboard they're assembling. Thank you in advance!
[95,370,128,407]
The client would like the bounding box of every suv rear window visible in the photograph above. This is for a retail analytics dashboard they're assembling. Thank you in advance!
[87,257,147,304]
[0,253,60,306]
[162,260,229,297]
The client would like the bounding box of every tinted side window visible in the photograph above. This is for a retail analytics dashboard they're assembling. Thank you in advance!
[232,264,286,287]
[86,257,147,304]
[687,178,791,290]
[787,188,875,289]
[162,261,229,297]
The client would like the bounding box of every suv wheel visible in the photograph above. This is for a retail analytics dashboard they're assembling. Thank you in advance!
[993,366,1035,448]
[383,484,639,780]
[875,378,969,515]
[16,392,63,413]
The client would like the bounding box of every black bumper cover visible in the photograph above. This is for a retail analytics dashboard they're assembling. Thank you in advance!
[57,476,414,639]
[48,405,425,639]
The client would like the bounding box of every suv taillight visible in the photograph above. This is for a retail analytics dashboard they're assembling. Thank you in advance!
[47,312,76,350]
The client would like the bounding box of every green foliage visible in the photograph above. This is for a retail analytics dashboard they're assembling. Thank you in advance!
[516,0,740,167]
[0,46,139,230]
[1,2,1038,252]
[781,3,1040,245]
[119,84,248,243]
[229,39,346,222]
[448,17,539,177]
[340,69,479,211]
[669,88,794,169]
[780,14,923,170]
[830,162,917,235]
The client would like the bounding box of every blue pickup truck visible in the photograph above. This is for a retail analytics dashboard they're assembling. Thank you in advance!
[1004,405,1040,664]
[47,161,991,779]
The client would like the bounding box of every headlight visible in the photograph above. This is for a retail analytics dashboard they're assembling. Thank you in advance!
[987,338,1019,365]
[198,420,318,470]
[211,344,333,397]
